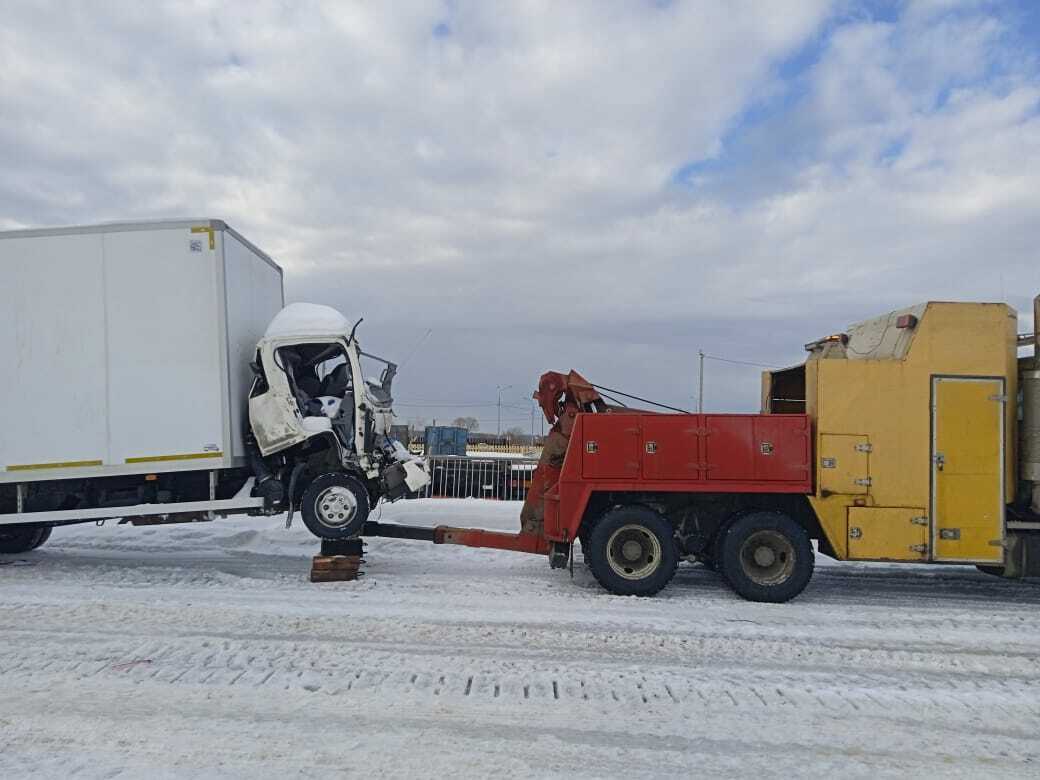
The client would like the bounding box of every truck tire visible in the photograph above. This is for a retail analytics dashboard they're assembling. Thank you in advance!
[0,525,51,554]
[29,526,52,550]
[586,505,678,597]
[720,511,814,603]
[299,473,370,540]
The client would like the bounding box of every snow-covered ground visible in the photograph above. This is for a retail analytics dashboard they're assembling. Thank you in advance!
[2,499,1039,778]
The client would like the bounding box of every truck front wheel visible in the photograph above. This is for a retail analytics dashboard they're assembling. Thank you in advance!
[586,506,678,597]
[299,473,370,540]
[719,511,813,603]
[0,525,52,554]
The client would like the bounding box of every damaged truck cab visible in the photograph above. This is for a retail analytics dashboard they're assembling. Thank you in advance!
[248,303,430,540]
[0,220,428,553]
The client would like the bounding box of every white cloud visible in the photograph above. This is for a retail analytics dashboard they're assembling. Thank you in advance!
[1,1,1038,418]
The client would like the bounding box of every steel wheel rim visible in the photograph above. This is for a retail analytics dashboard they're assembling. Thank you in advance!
[315,485,358,528]
[739,530,795,586]
[606,524,662,580]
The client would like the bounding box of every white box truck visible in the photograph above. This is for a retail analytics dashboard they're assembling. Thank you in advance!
[1,219,428,554]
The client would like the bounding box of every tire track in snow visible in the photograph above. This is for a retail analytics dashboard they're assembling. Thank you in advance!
[4,511,1040,777]
[2,630,1038,725]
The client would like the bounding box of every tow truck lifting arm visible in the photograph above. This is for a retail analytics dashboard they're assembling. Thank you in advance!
[361,521,550,555]
[361,369,605,560]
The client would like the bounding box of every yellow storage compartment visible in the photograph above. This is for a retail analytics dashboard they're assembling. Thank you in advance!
[819,434,870,495]
[847,507,928,561]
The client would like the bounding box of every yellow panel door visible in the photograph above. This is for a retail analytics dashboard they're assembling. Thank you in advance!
[818,434,870,495]
[847,507,928,561]
[932,377,1004,563]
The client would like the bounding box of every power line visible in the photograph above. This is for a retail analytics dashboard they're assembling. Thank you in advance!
[394,403,532,411]
[398,328,433,368]
[405,418,533,427]
[702,354,784,369]
[394,402,502,408]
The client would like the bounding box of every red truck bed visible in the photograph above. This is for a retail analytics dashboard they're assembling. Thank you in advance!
[542,412,812,541]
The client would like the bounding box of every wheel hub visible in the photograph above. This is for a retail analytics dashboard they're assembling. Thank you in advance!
[606,524,662,581]
[739,530,795,586]
[753,545,776,567]
[316,486,358,528]
[621,540,643,561]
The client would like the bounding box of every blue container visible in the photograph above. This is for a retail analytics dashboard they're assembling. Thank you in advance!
[424,426,469,457]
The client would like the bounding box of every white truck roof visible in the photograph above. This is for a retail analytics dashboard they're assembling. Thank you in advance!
[263,302,352,339]
[0,218,280,275]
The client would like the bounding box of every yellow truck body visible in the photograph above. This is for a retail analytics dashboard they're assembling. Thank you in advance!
[765,302,1020,565]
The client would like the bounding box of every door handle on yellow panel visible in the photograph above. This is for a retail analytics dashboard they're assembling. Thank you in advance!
[933,452,945,471]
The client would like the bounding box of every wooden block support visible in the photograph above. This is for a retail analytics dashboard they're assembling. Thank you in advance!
[310,554,364,582]
[310,569,361,583]
[311,555,363,571]
[310,538,366,582]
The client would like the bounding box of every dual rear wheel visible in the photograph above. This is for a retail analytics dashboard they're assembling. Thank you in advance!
[715,512,815,603]
[0,525,52,554]
[584,505,813,602]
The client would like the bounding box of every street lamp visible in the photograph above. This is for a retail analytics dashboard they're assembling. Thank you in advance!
[496,384,513,436]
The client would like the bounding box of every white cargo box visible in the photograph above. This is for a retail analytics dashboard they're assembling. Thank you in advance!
[0,219,284,484]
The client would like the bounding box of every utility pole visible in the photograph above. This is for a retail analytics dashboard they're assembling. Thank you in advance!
[496,384,513,436]
[698,350,705,413]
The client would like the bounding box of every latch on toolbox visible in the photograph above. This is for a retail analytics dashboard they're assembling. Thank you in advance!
[939,528,960,540]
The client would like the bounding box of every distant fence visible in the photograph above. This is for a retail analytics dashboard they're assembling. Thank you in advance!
[467,443,542,457]
[418,456,538,501]
[406,443,543,459]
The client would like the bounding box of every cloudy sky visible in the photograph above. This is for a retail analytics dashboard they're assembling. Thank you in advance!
[3,0,1039,431]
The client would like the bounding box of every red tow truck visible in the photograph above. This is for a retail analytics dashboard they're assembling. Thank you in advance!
[362,371,817,602]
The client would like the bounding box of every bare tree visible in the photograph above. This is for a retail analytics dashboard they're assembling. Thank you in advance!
[452,416,480,432]
[504,426,526,442]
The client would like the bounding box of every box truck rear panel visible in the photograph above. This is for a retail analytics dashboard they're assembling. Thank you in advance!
[0,220,284,484]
